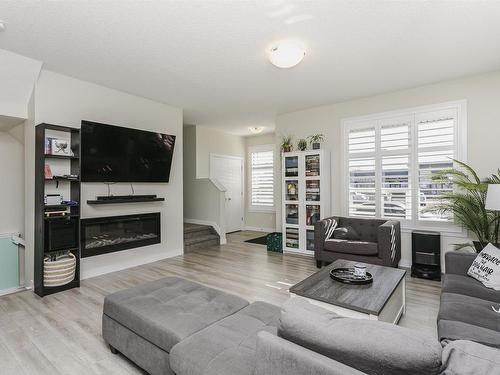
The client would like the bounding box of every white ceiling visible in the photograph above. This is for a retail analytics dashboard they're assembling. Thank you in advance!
[1,1,500,135]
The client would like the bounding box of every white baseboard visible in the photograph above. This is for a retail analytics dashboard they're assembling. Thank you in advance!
[243,226,276,233]
[398,260,412,269]
[81,247,183,280]
[0,286,29,297]
[184,218,227,244]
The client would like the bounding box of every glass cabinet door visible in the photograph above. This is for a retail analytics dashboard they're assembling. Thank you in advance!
[305,154,320,177]
[285,156,299,177]
[285,180,299,201]
[306,204,321,226]
[306,180,320,201]
[306,230,315,251]
[285,204,299,225]
[286,227,299,249]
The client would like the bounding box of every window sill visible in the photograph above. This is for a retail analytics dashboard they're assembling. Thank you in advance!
[400,224,467,238]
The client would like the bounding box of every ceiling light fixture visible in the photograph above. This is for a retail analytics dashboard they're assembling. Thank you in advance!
[269,41,305,69]
[0,21,5,32]
[249,127,264,134]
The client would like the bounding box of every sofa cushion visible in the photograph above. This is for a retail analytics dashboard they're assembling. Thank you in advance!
[103,277,248,352]
[442,274,500,303]
[169,301,280,375]
[438,292,500,334]
[333,226,360,241]
[254,331,367,375]
[278,297,442,375]
[438,319,500,349]
[338,217,385,243]
[440,340,500,375]
[324,239,378,256]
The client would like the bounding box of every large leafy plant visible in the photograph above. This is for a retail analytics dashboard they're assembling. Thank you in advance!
[429,159,500,250]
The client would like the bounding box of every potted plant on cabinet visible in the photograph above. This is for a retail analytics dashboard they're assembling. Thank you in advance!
[297,139,308,151]
[427,159,500,252]
[281,135,293,153]
[308,134,325,150]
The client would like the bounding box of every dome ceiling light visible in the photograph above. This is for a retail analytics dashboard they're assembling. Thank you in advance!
[269,41,305,69]
[249,127,264,134]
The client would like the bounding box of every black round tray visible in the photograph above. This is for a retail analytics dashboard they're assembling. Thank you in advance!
[330,267,373,285]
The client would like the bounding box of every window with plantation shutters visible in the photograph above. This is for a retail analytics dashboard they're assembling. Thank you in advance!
[343,101,466,228]
[249,146,274,211]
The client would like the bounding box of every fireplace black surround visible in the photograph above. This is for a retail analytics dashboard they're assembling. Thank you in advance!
[81,213,161,257]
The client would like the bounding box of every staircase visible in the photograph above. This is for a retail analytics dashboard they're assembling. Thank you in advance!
[184,223,220,252]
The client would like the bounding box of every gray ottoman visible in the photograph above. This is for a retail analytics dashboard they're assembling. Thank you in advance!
[102,277,249,375]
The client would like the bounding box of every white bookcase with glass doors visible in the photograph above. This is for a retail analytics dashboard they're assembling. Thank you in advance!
[282,150,331,255]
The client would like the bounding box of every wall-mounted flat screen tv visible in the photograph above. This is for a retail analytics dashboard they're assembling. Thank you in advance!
[81,120,176,182]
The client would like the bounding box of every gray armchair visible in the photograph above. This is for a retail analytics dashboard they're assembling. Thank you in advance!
[314,216,401,268]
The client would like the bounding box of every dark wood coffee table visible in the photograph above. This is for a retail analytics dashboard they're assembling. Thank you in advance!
[289,259,406,324]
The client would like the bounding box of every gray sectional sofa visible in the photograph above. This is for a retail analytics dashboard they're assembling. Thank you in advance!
[102,275,500,375]
[438,252,500,348]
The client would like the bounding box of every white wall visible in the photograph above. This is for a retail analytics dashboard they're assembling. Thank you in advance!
[195,126,245,178]
[244,133,277,232]
[0,49,42,120]
[0,129,24,235]
[276,70,500,268]
[24,70,183,282]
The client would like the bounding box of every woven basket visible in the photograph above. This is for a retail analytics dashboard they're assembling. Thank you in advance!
[44,252,76,287]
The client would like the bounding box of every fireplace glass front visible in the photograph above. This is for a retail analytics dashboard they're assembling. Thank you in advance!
[81,213,160,257]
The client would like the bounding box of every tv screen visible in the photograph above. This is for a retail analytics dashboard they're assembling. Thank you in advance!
[81,121,176,182]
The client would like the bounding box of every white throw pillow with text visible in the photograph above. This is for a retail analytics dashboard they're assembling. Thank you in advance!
[467,243,500,290]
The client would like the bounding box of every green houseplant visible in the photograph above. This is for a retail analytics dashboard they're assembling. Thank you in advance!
[297,139,308,151]
[427,159,500,252]
[281,135,293,153]
[308,134,325,150]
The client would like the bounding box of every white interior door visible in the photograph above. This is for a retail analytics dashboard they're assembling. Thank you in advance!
[210,154,243,233]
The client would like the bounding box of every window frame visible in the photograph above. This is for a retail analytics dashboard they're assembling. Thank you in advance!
[248,144,276,213]
[341,100,467,233]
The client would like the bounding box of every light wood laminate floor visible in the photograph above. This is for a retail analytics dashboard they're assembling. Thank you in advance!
[0,231,441,375]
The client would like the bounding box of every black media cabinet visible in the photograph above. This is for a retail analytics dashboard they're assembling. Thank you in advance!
[411,231,441,281]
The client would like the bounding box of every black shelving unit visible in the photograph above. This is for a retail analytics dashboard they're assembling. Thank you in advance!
[35,123,81,297]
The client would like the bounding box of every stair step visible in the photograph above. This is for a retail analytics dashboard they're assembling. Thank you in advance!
[184,223,213,233]
[184,237,220,253]
[184,228,213,239]
[184,234,219,246]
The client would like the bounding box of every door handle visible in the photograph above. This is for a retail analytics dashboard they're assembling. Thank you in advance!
[226,197,232,201]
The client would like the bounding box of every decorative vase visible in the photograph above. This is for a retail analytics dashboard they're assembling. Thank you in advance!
[283,146,291,152]
[312,142,320,150]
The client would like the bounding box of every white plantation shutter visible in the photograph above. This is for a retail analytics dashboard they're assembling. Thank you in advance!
[344,102,464,227]
[250,148,274,209]
[417,112,456,221]
[380,122,412,220]
[348,127,376,217]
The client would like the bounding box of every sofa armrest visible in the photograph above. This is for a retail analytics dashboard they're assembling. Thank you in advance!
[314,216,339,258]
[253,332,366,375]
[377,220,401,266]
[445,252,477,276]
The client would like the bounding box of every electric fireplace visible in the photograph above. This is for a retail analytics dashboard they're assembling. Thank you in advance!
[81,213,160,257]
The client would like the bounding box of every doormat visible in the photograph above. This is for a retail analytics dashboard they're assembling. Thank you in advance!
[245,232,279,245]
